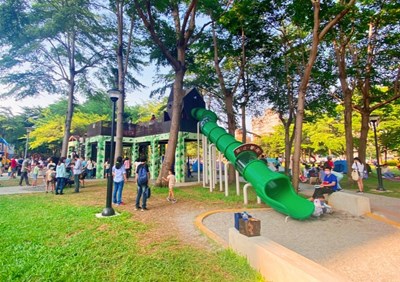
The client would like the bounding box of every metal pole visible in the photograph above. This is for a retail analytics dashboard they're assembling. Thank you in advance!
[197,122,200,183]
[219,152,223,192]
[209,144,214,192]
[372,122,385,191]
[224,163,230,197]
[102,99,117,216]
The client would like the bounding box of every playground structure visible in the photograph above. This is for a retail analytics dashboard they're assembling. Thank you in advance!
[67,87,314,219]
[0,137,14,159]
[192,107,314,220]
[68,88,205,183]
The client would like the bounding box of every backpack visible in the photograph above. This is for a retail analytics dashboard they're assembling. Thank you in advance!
[137,165,148,185]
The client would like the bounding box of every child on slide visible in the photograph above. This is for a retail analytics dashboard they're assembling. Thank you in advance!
[163,170,177,203]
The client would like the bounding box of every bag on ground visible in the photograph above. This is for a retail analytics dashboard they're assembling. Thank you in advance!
[312,199,324,217]
[351,170,359,181]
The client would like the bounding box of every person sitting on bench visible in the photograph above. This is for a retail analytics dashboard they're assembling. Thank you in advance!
[310,166,338,201]
[382,164,395,178]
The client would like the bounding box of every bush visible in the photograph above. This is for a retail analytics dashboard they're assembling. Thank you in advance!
[385,160,398,166]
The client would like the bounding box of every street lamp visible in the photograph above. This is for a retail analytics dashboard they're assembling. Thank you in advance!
[101,89,120,216]
[369,115,385,191]
[24,127,33,159]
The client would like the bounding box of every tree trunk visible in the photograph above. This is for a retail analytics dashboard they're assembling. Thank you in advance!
[358,112,370,163]
[115,0,125,161]
[156,68,185,185]
[61,78,75,157]
[283,123,295,175]
[61,32,76,158]
[241,103,246,143]
[292,1,321,190]
[334,38,355,181]
[225,90,236,135]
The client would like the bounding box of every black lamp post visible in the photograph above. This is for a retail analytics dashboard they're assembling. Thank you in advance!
[102,89,120,216]
[369,115,385,191]
[24,127,33,159]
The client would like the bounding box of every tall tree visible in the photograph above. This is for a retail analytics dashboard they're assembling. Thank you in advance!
[133,0,205,184]
[331,0,400,167]
[0,0,108,157]
[109,0,145,160]
[291,0,356,189]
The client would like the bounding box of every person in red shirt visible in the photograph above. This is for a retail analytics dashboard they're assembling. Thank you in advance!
[326,156,334,169]
[10,157,18,178]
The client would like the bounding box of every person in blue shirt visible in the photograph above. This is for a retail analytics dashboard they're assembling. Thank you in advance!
[310,166,338,201]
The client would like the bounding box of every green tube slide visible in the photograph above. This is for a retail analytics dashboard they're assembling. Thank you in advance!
[192,108,314,220]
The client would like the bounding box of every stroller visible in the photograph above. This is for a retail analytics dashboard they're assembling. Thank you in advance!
[65,167,74,188]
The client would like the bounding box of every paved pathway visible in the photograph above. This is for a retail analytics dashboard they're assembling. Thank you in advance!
[199,183,400,281]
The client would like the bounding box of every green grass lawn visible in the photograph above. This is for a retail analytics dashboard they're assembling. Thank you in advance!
[0,189,264,282]
[339,172,400,198]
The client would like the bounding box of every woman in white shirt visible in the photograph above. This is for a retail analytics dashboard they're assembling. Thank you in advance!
[352,157,365,194]
[112,156,127,206]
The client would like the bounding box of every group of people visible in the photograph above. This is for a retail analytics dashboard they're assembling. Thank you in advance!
[110,156,176,211]
[1,152,177,212]
[309,157,367,216]
[2,154,95,194]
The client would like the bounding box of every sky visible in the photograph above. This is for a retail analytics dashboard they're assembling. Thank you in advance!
[2,64,161,114]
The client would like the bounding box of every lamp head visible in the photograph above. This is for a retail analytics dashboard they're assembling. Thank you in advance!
[369,115,379,126]
[107,89,120,102]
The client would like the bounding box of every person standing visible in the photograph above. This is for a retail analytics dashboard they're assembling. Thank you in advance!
[19,157,31,186]
[162,170,176,203]
[104,159,110,178]
[135,157,150,211]
[79,156,87,188]
[55,157,67,195]
[352,157,365,193]
[124,157,131,179]
[45,166,56,193]
[10,156,17,178]
[86,159,94,179]
[112,156,127,206]
[73,155,82,193]
[31,161,40,187]
[0,155,3,177]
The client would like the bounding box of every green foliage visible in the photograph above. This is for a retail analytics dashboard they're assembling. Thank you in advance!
[303,114,345,155]
[0,0,109,98]
[255,126,286,157]
[385,160,398,167]
[29,110,107,150]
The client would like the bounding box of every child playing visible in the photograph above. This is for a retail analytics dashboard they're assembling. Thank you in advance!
[162,170,176,203]
[45,167,56,193]
[7,166,12,178]
[32,162,40,187]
